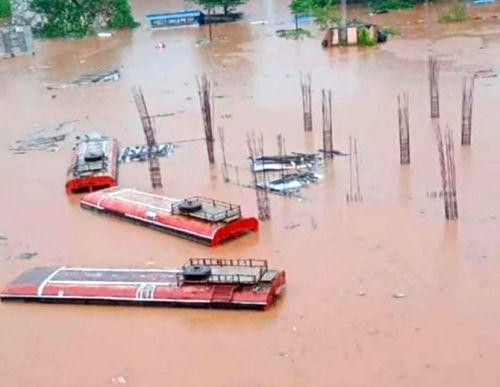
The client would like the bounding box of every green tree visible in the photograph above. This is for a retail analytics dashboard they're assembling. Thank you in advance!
[289,0,313,31]
[105,0,138,29]
[219,0,248,14]
[188,0,249,14]
[30,0,138,37]
[0,0,11,21]
[313,3,340,29]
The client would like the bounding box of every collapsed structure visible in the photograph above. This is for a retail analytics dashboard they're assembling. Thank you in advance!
[249,151,322,197]
[81,188,259,246]
[0,259,286,310]
[119,143,175,163]
[46,69,121,90]
[65,133,119,195]
[250,153,321,173]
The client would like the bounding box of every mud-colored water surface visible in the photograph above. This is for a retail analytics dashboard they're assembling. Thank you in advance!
[2,0,500,385]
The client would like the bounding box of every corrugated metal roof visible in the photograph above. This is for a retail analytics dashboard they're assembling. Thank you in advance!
[146,9,203,21]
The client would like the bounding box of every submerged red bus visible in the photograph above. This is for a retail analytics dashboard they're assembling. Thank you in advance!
[81,188,259,246]
[0,259,286,310]
[66,134,118,194]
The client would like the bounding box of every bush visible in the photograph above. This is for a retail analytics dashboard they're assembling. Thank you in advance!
[276,28,313,39]
[438,3,468,23]
[380,25,400,36]
[371,0,415,12]
[313,4,340,29]
[30,0,138,38]
[0,0,11,20]
[357,26,375,46]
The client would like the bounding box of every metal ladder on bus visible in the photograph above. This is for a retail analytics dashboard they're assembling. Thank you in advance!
[211,285,236,303]
[136,283,156,301]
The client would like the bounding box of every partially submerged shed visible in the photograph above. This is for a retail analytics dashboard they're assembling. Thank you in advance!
[0,25,34,58]
[322,19,386,47]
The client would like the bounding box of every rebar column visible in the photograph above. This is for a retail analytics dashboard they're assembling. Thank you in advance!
[321,89,334,158]
[197,74,215,164]
[398,93,410,164]
[461,76,475,146]
[300,72,313,132]
[428,56,440,118]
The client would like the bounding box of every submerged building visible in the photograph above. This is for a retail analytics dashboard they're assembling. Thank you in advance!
[146,10,205,29]
[0,25,34,58]
[322,19,386,47]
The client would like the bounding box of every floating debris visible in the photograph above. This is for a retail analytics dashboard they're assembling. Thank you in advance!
[119,143,175,163]
[392,293,406,299]
[10,121,76,154]
[474,68,497,79]
[195,38,211,47]
[111,376,127,384]
[18,252,37,260]
[251,153,322,173]
[0,233,7,241]
[46,69,121,90]
[73,132,108,149]
[258,172,322,195]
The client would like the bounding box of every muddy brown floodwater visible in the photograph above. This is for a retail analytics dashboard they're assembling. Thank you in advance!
[2,0,500,385]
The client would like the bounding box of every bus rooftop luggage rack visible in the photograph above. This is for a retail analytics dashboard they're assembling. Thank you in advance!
[179,258,269,285]
[0,260,286,310]
[171,197,242,223]
[81,188,259,246]
[66,133,118,194]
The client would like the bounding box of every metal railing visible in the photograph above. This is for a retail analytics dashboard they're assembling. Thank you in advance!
[187,258,268,269]
[171,196,242,223]
[178,258,269,285]
[177,273,259,285]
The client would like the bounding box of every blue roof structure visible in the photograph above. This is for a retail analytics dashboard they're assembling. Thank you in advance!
[146,9,204,22]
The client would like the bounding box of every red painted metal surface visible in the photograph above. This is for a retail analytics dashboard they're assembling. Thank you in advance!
[81,188,259,246]
[65,136,118,195]
[0,262,286,310]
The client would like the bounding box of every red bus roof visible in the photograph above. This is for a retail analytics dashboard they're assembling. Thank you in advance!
[81,188,259,246]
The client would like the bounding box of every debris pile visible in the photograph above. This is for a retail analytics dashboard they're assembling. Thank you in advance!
[251,153,322,172]
[474,69,497,79]
[258,172,321,194]
[46,69,121,90]
[119,143,175,163]
[250,152,323,197]
[10,121,76,154]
